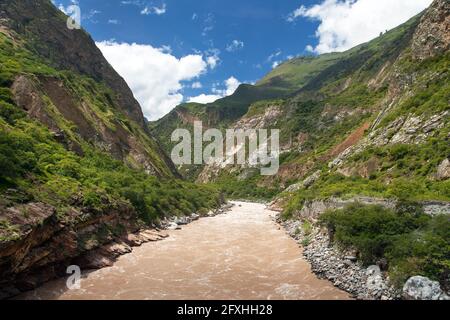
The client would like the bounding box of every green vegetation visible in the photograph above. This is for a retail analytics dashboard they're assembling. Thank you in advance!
[213,171,281,201]
[0,31,221,234]
[0,104,221,223]
[319,203,450,288]
[257,53,346,91]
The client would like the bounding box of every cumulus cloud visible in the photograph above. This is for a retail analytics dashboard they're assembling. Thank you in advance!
[288,0,433,54]
[226,40,244,52]
[96,41,208,120]
[188,77,241,104]
[206,55,219,69]
[204,48,221,69]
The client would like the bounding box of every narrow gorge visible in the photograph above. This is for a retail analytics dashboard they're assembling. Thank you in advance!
[0,0,449,302]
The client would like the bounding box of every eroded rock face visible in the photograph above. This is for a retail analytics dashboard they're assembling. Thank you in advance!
[234,105,282,130]
[403,276,449,300]
[411,0,450,61]
[436,158,450,180]
[328,111,448,171]
[0,201,141,298]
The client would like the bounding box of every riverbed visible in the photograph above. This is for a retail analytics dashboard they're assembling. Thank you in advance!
[19,202,350,300]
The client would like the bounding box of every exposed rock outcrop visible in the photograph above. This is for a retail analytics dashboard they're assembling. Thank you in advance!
[278,218,400,300]
[0,201,139,298]
[291,197,450,221]
[436,158,450,180]
[403,276,450,300]
[411,0,450,60]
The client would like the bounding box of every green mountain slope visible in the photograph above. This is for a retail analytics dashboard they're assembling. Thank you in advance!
[152,0,450,206]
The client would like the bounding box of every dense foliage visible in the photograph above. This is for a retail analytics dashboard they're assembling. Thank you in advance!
[319,203,450,289]
[0,99,221,222]
[0,31,221,231]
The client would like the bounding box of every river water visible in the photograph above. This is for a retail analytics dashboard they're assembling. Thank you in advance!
[20,202,350,300]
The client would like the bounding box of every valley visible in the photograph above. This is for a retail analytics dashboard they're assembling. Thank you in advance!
[18,202,350,300]
[0,0,449,301]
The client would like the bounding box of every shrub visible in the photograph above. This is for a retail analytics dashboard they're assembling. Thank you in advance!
[319,203,449,288]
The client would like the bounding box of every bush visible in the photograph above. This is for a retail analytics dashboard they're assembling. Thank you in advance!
[319,203,449,288]
[0,101,26,125]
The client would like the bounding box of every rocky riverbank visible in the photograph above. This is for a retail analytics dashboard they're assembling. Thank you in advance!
[277,217,450,300]
[279,218,399,299]
[0,202,234,300]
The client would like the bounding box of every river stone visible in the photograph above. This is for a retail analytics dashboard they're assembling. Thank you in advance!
[403,276,447,300]
[366,265,385,299]
[166,222,179,230]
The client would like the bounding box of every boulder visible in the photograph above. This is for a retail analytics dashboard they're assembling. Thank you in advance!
[436,158,450,180]
[166,222,180,230]
[190,213,200,221]
[403,276,449,300]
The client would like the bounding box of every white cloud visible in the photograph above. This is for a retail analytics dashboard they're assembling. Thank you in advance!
[96,41,208,120]
[141,3,167,15]
[191,82,203,89]
[53,0,78,14]
[305,45,314,53]
[272,61,281,69]
[188,77,241,104]
[226,40,244,52]
[288,0,433,54]
[206,56,219,69]
[108,19,120,24]
[204,48,221,69]
[267,50,282,62]
[187,94,222,104]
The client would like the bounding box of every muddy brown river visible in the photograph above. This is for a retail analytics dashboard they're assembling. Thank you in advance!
[20,202,350,300]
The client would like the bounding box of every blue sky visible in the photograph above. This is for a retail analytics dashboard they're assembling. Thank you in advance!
[54,0,432,120]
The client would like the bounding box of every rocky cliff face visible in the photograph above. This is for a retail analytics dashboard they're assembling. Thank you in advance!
[411,0,450,60]
[0,199,174,299]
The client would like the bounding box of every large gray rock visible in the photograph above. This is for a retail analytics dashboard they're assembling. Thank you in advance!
[436,158,450,180]
[403,276,449,300]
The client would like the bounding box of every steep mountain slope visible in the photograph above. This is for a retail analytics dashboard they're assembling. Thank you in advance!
[0,0,178,177]
[0,0,221,298]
